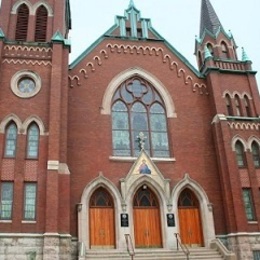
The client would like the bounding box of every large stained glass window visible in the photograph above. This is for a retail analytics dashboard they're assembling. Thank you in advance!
[112,77,169,157]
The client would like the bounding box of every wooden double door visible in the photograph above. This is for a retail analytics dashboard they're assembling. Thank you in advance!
[178,189,204,247]
[89,186,162,249]
[89,188,115,248]
[133,187,162,248]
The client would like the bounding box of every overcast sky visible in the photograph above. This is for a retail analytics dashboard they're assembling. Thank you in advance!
[69,0,260,86]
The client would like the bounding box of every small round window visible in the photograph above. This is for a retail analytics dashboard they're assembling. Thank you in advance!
[11,70,41,98]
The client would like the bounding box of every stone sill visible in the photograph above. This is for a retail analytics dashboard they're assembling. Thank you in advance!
[248,221,258,225]
[0,220,12,223]
[22,220,37,224]
[109,156,176,162]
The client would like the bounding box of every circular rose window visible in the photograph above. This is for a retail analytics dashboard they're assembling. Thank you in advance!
[11,70,41,98]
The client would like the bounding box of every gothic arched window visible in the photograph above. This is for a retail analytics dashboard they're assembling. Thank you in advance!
[26,124,40,159]
[178,188,199,208]
[4,123,18,158]
[112,77,169,157]
[221,41,229,59]
[244,95,251,117]
[133,187,158,207]
[35,5,48,42]
[251,141,260,168]
[234,95,242,116]
[90,187,114,208]
[206,43,214,56]
[15,4,29,41]
[225,94,233,116]
[235,141,246,167]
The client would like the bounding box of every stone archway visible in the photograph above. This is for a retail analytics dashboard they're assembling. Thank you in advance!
[178,188,204,247]
[172,174,216,247]
[89,187,115,249]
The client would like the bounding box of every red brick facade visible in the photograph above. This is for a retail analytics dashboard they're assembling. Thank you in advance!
[0,0,259,259]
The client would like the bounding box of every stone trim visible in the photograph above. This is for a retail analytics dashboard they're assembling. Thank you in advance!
[109,156,176,162]
[10,70,42,99]
[101,67,177,118]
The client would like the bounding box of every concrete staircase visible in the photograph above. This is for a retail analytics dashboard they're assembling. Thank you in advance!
[85,247,225,260]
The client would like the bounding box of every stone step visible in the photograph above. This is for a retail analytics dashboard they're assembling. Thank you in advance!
[85,248,224,260]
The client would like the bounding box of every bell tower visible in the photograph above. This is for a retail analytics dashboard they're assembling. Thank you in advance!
[195,0,260,247]
[0,0,71,42]
[0,1,72,259]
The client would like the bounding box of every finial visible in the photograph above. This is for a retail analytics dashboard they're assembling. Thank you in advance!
[241,47,250,62]
[195,35,201,44]
[204,45,212,60]
[228,30,233,38]
[136,132,147,151]
[129,0,135,8]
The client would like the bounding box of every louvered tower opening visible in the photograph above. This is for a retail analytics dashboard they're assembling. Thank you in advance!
[35,6,48,42]
[15,4,29,41]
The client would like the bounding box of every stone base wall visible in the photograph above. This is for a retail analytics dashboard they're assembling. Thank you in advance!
[0,234,78,260]
[218,233,260,260]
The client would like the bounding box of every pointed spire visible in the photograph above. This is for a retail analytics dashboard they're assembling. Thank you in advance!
[200,0,223,37]
[241,47,250,62]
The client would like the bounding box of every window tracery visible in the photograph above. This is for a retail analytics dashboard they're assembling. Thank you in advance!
[112,77,169,157]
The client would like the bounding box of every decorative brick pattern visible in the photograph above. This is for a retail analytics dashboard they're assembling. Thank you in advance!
[1,159,15,181]
[24,160,38,181]
[256,170,260,186]
[240,170,250,187]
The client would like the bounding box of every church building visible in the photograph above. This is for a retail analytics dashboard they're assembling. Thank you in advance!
[0,0,260,259]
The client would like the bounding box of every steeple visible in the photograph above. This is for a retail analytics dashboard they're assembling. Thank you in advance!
[200,0,223,37]
[195,0,245,72]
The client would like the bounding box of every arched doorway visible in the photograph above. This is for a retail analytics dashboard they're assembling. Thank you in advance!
[133,186,162,248]
[178,188,204,247]
[89,187,115,249]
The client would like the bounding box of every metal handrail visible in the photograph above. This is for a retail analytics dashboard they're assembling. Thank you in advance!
[125,234,135,260]
[78,241,86,259]
[174,233,190,260]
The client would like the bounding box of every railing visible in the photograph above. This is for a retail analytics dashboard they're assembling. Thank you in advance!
[174,233,190,260]
[78,242,86,260]
[210,239,236,260]
[125,234,135,260]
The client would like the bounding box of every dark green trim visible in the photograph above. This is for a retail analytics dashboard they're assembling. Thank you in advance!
[70,26,204,79]
[226,116,260,122]
[69,37,105,69]
[203,66,257,76]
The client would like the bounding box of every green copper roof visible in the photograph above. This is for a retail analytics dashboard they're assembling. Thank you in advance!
[69,2,203,78]
[52,30,71,48]
[52,31,65,42]
[0,28,5,39]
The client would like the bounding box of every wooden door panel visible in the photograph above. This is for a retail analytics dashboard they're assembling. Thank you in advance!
[134,208,162,248]
[178,209,189,244]
[178,208,203,246]
[90,208,115,248]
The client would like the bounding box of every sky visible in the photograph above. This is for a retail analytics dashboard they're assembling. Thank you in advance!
[69,0,260,87]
